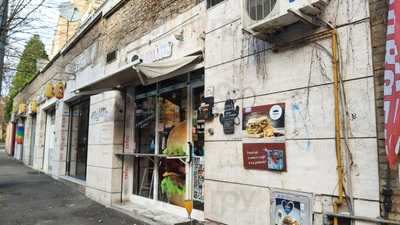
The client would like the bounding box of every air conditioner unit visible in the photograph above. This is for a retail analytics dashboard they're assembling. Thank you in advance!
[242,0,329,35]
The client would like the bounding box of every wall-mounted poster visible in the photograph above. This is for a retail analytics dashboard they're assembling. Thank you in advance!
[193,157,204,202]
[270,190,312,225]
[243,143,286,171]
[243,103,285,142]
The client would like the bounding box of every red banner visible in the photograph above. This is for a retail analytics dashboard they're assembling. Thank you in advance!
[384,0,400,169]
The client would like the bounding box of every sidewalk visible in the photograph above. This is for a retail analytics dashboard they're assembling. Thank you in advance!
[0,150,148,225]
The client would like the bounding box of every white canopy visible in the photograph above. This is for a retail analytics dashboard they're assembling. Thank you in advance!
[75,54,203,95]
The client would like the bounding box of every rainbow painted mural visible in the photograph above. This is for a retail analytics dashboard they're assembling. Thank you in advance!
[16,125,24,144]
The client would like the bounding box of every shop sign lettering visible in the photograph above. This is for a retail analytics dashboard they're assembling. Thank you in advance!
[384,0,400,169]
[142,42,173,63]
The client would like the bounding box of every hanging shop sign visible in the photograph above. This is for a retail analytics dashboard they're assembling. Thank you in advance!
[54,81,65,99]
[384,0,400,169]
[18,103,27,115]
[29,100,38,114]
[16,124,24,144]
[44,83,54,98]
[219,99,240,134]
[243,142,286,171]
[242,103,285,142]
[270,190,312,225]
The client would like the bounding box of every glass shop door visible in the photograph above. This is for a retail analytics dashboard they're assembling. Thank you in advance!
[131,71,205,212]
[156,76,205,210]
[67,99,90,180]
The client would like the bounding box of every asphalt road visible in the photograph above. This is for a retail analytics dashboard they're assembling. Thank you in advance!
[0,150,148,225]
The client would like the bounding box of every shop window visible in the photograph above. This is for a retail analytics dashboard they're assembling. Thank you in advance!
[133,157,155,198]
[66,99,90,180]
[207,0,224,8]
[133,96,156,198]
[158,87,187,204]
[135,96,156,154]
[131,69,205,210]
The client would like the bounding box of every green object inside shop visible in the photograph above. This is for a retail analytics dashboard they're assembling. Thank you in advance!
[160,176,185,198]
[163,145,186,156]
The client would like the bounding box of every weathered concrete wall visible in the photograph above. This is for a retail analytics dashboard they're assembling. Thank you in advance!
[369,0,400,221]
[203,0,378,224]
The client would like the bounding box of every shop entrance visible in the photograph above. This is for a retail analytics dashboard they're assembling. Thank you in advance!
[67,99,90,180]
[43,109,55,173]
[131,70,205,213]
[28,116,36,166]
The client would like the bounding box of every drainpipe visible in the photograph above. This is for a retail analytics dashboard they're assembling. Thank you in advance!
[274,25,347,224]
[330,28,346,225]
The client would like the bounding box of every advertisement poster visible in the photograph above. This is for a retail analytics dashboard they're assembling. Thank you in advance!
[193,157,204,202]
[242,103,286,171]
[271,190,312,225]
[243,143,286,171]
[384,0,400,169]
[242,103,285,142]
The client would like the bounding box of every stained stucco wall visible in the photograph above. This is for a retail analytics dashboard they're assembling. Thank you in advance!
[203,0,378,224]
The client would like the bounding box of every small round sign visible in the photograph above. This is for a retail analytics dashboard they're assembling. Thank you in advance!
[269,105,283,120]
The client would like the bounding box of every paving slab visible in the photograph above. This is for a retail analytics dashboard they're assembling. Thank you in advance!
[0,150,148,225]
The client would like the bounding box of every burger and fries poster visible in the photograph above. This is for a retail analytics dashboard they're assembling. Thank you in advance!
[242,103,287,172]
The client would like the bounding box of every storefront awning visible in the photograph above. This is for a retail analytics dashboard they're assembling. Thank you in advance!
[75,54,203,95]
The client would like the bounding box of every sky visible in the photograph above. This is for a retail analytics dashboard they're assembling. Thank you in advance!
[17,0,66,53]
[2,0,68,95]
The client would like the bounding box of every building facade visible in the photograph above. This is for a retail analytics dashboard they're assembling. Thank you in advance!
[7,0,399,224]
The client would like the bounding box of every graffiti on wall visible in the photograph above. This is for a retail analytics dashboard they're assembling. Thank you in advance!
[384,0,400,169]
[90,107,110,123]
